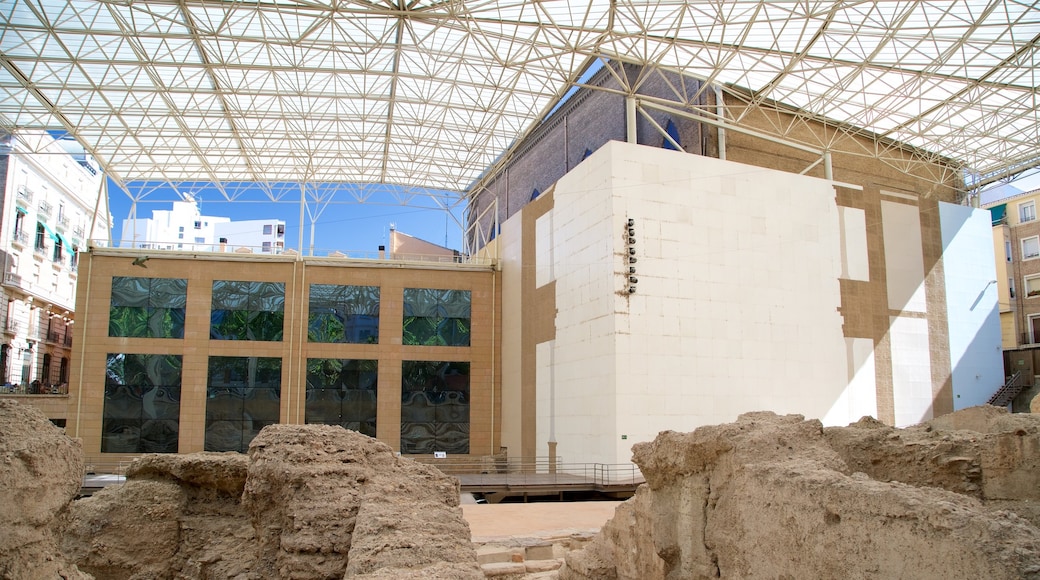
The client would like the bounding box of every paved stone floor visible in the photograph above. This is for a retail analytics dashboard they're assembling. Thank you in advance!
[461,500,622,541]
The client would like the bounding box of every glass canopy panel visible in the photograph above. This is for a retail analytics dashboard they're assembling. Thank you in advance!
[0,0,1037,193]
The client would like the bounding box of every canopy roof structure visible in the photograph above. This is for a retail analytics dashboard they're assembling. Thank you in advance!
[1,0,1038,207]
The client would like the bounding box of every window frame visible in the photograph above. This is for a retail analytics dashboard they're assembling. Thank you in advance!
[210,280,286,341]
[102,353,183,454]
[1022,236,1040,260]
[1024,274,1040,299]
[402,288,472,347]
[307,284,380,344]
[108,276,188,339]
[1020,201,1037,223]
[34,222,46,250]
[1030,315,1040,344]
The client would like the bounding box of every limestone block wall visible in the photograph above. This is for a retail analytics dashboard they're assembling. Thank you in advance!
[505,140,1002,465]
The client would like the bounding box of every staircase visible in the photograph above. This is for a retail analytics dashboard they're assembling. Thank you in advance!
[988,371,1026,408]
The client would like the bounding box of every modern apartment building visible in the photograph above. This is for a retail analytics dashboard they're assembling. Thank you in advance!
[0,130,110,423]
[986,189,1040,347]
[120,195,285,254]
[984,190,1040,410]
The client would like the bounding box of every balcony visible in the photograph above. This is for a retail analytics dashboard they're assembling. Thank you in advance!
[3,272,22,290]
[72,225,85,238]
[11,230,29,248]
[3,320,18,334]
[16,185,32,203]
[58,215,70,229]
[38,200,52,218]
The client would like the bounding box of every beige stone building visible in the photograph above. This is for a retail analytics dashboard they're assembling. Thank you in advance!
[983,189,1040,410]
[66,250,500,462]
[985,189,1040,348]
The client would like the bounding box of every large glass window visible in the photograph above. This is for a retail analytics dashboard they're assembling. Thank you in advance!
[109,277,187,338]
[308,284,380,344]
[210,280,285,341]
[305,359,377,436]
[402,288,471,346]
[400,361,469,454]
[102,353,182,453]
[205,356,282,452]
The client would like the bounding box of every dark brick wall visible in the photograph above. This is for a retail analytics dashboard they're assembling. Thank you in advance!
[467,63,708,248]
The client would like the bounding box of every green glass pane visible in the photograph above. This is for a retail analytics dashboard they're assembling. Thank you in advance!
[109,306,149,337]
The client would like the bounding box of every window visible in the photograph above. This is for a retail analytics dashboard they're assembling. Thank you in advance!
[1009,278,1016,299]
[263,224,272,235]
[262,241,271,253]
[178,233,183,239]
[178,226,184,232]
[402,288,471,346]
[70,246,78,269]
[1023,236,1040,260]
[109,277,188,338]
[305,358,377,436]
[35,222,46,250]
[1030,316,1040,344]
[195,237,205,244]
[205,356,281,452]
[194,221,201,229]
[1007,240,1013,262]
[102,353,182,453]
[1020,201,1036,223]
[663,118,681,150]
[52,236,63,263]
[308,284,380,344]
[400,361,469,454]
[13,209,24,236]
[1023,276,1040,299]
[210,280,285,341]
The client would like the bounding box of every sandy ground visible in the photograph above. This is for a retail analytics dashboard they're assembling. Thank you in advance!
[462,500,622,541]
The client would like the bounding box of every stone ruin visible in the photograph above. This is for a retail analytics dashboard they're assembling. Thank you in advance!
[0,400,482,579]
[2,399,1040,579]
[561,408,1040,579]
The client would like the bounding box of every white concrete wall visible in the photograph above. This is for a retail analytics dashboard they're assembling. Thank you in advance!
[548,147,622,465]
[879,198,935,426]
[548,141,848,465]
[215,219,285,253]
[938,202,1003,409]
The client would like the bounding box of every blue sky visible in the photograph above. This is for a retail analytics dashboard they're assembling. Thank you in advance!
[107,167,1040,255]
[107,181,467,255]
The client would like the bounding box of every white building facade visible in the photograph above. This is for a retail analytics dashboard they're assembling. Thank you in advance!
[0,131,109,391]
[120,197,284,254]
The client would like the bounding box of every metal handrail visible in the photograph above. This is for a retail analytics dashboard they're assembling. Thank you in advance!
[415,456,645,487]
